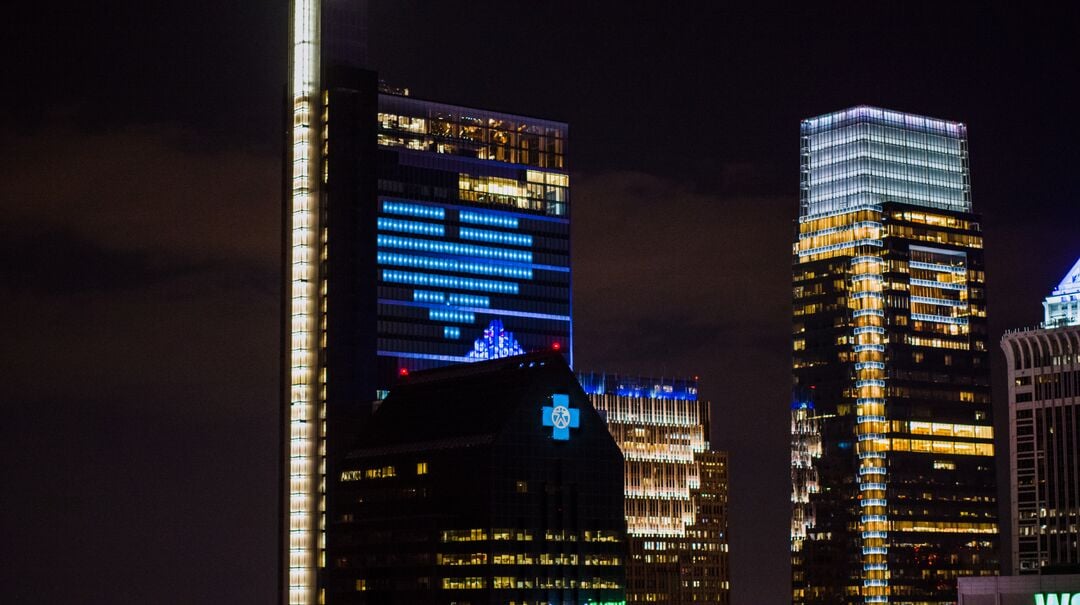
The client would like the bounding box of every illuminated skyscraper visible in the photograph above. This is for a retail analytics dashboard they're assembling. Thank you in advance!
[791,106,998,605]
[580,373,730,604]
[1002,257,1080,574]
[283,3,570,603]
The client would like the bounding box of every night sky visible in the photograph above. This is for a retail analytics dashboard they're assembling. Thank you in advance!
[4,3,1080,604]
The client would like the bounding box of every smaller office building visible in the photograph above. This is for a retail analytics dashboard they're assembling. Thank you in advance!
[1001,258,1080,574]
[329,352,627,604]
[958,575,1080,605]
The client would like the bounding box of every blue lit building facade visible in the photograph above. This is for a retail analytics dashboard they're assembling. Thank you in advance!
[791,107,997,605]
[374,93,570,385]
[282,3,571,599]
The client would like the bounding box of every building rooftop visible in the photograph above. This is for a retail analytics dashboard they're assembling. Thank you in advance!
[577,372,699,401]
[802,105,966,137]
[1044,255,1080,327]
[347,351,588,456]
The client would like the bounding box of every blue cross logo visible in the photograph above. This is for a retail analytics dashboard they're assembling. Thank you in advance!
[541,394,580,441]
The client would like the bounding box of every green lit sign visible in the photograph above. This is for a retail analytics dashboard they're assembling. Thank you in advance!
[1035,594,1080,605]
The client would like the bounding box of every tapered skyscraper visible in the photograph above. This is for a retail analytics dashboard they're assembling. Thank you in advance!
[284,2,571,603]
[790,107,997,605]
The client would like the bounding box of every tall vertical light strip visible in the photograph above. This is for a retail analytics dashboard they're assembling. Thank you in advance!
[287,0,320,603]
[851,213,888,604]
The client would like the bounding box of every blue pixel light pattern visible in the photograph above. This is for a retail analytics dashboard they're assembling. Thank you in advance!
[459,227,532,247]
[377,217,445,237]
[382,200,445,220]
[382,270,519,294]
[377,252,532,279]
[466,319,526,360]
[377,234,533,263]
[459,210,518,229]
[429,309,475,323]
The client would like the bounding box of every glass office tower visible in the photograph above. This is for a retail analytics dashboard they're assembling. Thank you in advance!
[283,3,570,603]
[791,107,997,605]
[1001,258,1080,574]
[580,373,731,604]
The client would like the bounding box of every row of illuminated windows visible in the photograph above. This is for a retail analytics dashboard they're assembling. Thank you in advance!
[438,577,620,590]
[382,270,518,294]
[428,309,474,323]
[912,320,971,337]
[459,210,518,229]
[808,158,965,190]
[801,192,969,221]
[377,132,565,170]
[383,200,445,220]
[806,176,968,207]
[440,529,619,543]
[378,252,533,280]
[377,216,444,237]
[339,465,397,482]
[413,290,491,307]
[888,225,983,249]
[890,439,994,456]
[806,142,964,176]
[377,108,565,139]
[807,123,964,155]
[377,111,566,145]
[799,225,883,252]
[890,421,993,440]
[435,553,621,567]
[907,336,973,350]
[460,227,533,247]
[888,521,998,534]
[898,212,977,232]
[797,207,882,232]
[458,174,568,213]
[378,234,533,263]
[804,107,963,137]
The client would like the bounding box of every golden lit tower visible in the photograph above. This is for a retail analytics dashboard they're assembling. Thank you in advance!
[581,373,730,604]
[791,107,998,605]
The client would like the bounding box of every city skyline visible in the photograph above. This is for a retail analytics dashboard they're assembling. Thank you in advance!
[5,3,1080,605]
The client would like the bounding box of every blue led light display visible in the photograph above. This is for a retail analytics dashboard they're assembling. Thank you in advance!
[413,290,446,304]
[459,210,518,229]
[443,326,460,339]
[377,217,445,237]
[382,270,519,294]
[377,234,533,263]
[429,309,475,323]
[448,293,489,307]
[382,200,445,220]
[377,252,533,279]
[466,319,525,360]
[459,227,533,247]
[541,393,580,441]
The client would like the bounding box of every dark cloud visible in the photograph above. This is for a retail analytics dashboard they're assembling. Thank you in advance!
[572,170,795,600]
[2,127,280,604]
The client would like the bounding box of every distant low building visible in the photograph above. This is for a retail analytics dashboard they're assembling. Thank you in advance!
[330,352,627,604]
[957,574,1080,605]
